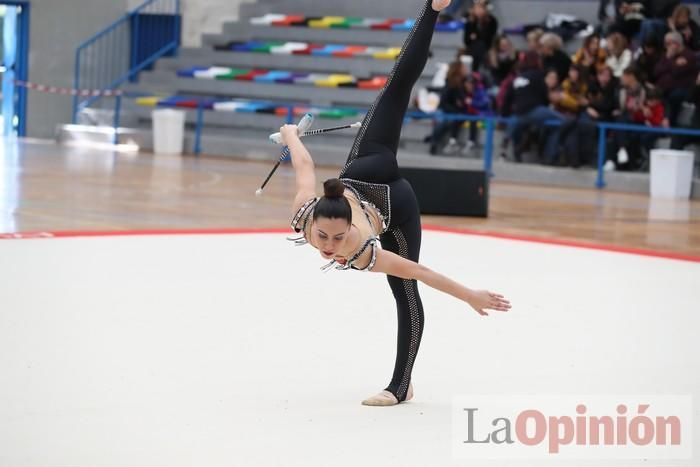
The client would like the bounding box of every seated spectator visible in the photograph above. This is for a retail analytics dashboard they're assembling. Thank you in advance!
[540,32,572,82]
[598,0,648,40]
[463,0,498,72]
[654,31,698,125]
[502,51,564,163]
[607,67,659,171]
[429,66,489,155]
[572,34,608,78]
[559,66,620,167]
[586,66,620,122]
[559,64,590,115]
[667,5,700,51]
[486,34,517,86]
[605,32,632,78]
[671,71,700,150]
[634,37,664,83]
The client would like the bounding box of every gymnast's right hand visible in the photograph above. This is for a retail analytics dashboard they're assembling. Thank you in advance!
[279,124,299,145]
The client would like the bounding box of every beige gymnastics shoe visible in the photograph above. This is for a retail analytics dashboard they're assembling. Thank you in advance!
[361,383,414,406]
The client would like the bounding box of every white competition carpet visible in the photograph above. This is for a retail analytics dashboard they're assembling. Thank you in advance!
[1,230,699,466]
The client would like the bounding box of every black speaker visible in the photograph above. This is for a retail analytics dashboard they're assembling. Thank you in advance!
[399,167,489,217]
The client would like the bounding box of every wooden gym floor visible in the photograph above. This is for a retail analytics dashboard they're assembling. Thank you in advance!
[1,139,699,257]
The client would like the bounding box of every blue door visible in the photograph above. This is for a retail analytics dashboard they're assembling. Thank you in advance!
[1,2,29,137]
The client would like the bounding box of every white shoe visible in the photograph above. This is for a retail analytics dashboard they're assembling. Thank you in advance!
[604,160,616,172]
[444,138,460,155]
[361,383,414,406]
[617,147,629,164]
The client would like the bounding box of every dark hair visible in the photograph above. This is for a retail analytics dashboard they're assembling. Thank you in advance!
[313,179,352,224]
[646,85,663,100]
[622,65,640,81]
[517,50,542,73]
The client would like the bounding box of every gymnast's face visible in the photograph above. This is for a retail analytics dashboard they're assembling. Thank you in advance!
[313,217,351,259]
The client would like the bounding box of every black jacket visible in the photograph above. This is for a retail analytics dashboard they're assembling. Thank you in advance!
[503,70,549,116]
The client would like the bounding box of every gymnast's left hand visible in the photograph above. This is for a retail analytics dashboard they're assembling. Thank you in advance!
[279,124,299,145]
[467,290,511,316]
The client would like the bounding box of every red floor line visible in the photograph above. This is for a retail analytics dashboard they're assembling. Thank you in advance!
[1,226,699,263]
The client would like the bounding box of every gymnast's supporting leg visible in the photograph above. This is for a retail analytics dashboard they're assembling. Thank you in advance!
[362,180,425,406]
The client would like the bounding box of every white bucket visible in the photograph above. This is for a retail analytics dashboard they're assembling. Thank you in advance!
[649,149,695,199]
[152,108,186,155]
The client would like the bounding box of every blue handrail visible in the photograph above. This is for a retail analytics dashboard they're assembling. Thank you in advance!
[72,0,180,123]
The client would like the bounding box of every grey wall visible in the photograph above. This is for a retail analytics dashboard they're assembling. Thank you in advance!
[26,0,126,138]
[127,0,255,47]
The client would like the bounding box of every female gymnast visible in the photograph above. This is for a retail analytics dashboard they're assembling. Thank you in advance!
[281,0,511,407]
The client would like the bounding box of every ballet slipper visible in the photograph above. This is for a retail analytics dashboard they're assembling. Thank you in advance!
[361,383,414,406]
[432,0,451,12]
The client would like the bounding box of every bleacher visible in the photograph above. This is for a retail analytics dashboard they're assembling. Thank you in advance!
[119,8,467,164]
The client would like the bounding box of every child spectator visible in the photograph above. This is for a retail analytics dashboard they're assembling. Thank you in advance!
[605,32,632,78]
[572,34,608,78]
[429,67,489,155]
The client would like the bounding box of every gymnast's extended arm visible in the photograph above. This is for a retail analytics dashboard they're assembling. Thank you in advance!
[280,124,317,213]
[371,249,511,316]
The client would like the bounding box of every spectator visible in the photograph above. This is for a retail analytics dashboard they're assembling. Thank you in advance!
[503,51,564,163]
[429,61,469,154]
[486,34,517,86]
[545,68,566,112]
[429,66,489,155]
[559,64,590,115]
[540,32,572,82]
[586,66,620,122]
[654,31,698,125]
[559,66,620,167]
[634,37,664,83]
[667,5,700,51]
[639,0,680,44]
[463,0,499,71]
[598,0,649,40]
[607,66,650,170]
[526,28,545,52]
[572,34,608,78]
[605,32,632,78]
[671,71,700,150]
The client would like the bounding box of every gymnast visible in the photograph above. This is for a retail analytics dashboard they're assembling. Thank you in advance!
[281,0,511,406]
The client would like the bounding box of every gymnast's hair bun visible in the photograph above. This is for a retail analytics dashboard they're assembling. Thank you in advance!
[323,178,346,199]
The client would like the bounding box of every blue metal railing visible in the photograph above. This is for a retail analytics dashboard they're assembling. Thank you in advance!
[72,0,180,123]
[116,93,699,190]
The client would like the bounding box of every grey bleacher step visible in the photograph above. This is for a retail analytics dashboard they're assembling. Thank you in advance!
[237,0,436,21]
[218,22,462,49]
[156,49,417,78]
[136,72,434,106]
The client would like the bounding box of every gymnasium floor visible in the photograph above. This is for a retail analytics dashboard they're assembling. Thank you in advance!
[1,140,699,466]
